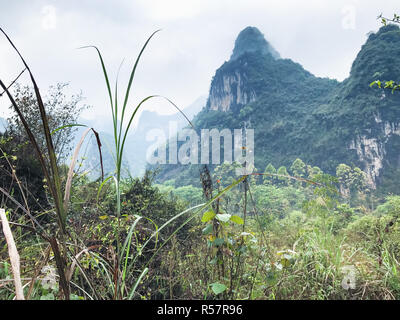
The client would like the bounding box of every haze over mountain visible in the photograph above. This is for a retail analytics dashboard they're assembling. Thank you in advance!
[80,95,206,177]
[0,117,7,133]
[151,24,400,194]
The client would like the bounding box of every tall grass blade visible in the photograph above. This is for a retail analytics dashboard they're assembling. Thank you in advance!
[118,95,194,175]
[0,27,65,232]
[128,267,148,300]
[79,45,114,123]
[118,30,161,149]
[51,123,87,135]
[49,237,70,299]
[64,127,104,212]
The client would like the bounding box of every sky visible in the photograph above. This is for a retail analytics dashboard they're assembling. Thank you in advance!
[1,0,400,124]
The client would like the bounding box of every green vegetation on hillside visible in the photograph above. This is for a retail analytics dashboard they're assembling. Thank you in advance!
[153,25,400,197]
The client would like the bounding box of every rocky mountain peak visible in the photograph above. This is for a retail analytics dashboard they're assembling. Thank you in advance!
[230,26,280,61]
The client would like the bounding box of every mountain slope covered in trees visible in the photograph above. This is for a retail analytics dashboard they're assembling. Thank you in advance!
[152,25,400,194]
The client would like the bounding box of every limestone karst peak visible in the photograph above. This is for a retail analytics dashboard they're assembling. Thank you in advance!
[230,26,280,61]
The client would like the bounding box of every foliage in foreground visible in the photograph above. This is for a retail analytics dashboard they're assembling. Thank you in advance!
[2,157,399,300]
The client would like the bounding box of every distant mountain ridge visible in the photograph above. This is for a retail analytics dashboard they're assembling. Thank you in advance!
[79,95,206,178]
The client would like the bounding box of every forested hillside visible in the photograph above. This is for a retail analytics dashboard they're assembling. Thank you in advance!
[153,25,400,196]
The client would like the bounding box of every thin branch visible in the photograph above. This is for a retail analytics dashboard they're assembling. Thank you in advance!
[0,68,26,97]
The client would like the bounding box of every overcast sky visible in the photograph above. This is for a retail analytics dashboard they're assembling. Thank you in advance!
[1,0,400,123]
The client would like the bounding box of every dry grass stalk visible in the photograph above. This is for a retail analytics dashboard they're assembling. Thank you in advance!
[0,208,25,300]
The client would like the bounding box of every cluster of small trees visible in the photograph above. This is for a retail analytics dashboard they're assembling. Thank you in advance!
[263,158,364,186]
[263,158,322,186]
[262,159,368,204]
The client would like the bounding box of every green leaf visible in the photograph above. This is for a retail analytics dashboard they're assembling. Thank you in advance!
[384,80,394,88]
[201,210,215,222]
[202,223,213,235]
[230,215,244,225]
[213,238,225,246]
[281,257,291,267]
[51,123,87,135]
[40,292,55,300]
[370,80,381,88]
[215,213,231,222]
[210,282,227,295]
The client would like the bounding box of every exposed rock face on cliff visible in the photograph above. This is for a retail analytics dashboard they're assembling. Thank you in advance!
[349,114,400,187]
[208,70,257,112]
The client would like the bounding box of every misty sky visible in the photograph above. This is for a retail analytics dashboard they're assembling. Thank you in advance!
[1,0,400,124]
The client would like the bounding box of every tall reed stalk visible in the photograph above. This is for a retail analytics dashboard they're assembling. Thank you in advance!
[86,30,195,299]
[0,27,71,299]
